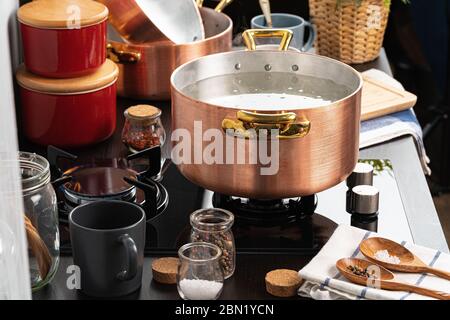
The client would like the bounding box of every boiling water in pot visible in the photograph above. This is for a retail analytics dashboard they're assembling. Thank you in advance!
[182,72,353,110]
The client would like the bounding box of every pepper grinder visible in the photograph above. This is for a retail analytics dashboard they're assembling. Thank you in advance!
[349,185,379,231]
[346,163,374,213]
[346,163,378,231]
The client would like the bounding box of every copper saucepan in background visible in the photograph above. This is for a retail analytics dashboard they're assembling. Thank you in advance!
[106,6,233,100]
[171,29,363,199]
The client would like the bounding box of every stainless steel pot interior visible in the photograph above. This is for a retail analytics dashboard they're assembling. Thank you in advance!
[135,0,204,43]
[171,50,362,105]
[107,7,231,45]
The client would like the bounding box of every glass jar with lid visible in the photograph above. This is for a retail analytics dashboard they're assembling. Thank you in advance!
[20,152,59,291]
[190,208,235,279]
[121,104,166,153]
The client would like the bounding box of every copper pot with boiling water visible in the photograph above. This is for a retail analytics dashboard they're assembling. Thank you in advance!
[170,29,363,199]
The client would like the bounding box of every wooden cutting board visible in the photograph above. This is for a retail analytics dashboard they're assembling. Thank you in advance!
[361,74,417,121]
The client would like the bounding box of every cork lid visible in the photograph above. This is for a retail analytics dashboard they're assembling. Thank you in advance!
[16,59,119,95]
[265,269,302,287]
[18,0,109,29]
[125,105,162,120]
[265,269,303,297]
[151,257,179,284]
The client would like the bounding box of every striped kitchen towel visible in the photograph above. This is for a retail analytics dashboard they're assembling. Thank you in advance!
[298,225,450,300]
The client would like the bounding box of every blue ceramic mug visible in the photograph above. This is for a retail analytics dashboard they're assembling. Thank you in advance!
[251,13,316,52]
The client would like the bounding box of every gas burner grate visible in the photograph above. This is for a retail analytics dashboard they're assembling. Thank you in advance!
[212,193,317,225]
[57,177,169,224]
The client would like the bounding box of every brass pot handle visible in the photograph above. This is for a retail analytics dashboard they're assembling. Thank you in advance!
[242,29,293,51]
[214,0,234,12]
[237,110,296,124]
[106,43,141,64]
[196,0,233,12]
[222,110,310,139]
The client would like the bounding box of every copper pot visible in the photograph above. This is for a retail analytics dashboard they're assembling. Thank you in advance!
[170,29,363,199]
[106,6,232,100]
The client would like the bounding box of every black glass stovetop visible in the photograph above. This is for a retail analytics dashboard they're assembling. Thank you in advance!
[59,159,411,256]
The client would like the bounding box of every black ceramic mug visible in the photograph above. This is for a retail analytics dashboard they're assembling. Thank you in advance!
[69,200,146,297]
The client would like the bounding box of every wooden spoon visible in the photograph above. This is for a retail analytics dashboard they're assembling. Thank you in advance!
[336,258,450,300]
[360,237,450,281]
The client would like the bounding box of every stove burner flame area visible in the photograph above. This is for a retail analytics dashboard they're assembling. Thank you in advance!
[63,166,137,197]
[47,145,169,222]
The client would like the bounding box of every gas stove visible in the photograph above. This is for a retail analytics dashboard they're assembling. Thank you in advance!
[48,146,168,223]
[51,146,411,256]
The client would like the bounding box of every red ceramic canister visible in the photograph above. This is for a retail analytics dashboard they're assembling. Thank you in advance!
[17,0,108,78]
[16,59,119,147]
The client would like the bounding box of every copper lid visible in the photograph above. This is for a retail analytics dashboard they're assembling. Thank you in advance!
[16,59,119,95]
[18,0,108,29]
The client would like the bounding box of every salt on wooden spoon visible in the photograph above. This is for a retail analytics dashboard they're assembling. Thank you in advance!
[360,237,450,281]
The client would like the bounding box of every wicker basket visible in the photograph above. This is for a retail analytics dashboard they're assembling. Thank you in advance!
[309,0,390,64]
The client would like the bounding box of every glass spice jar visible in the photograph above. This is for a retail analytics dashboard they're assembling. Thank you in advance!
[177,242,224,300]
[121,104,166,153]
[190,208,235,279]
[20,152,59,291]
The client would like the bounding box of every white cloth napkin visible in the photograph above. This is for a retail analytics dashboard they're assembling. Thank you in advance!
[298,225,450,300]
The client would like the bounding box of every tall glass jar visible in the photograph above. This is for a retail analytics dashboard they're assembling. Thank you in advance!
[20,152,59,291]
[121,104,166,153]
[177,242,224,300]
[190,208,235,279]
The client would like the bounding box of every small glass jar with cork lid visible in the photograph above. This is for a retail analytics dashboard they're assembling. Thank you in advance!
[121,104,166,153]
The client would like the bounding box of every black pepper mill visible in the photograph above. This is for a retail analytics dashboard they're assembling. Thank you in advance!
[346,163,378,231]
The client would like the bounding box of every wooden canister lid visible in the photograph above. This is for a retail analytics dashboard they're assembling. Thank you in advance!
[16,59,119,95]
[18,0,108,29]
